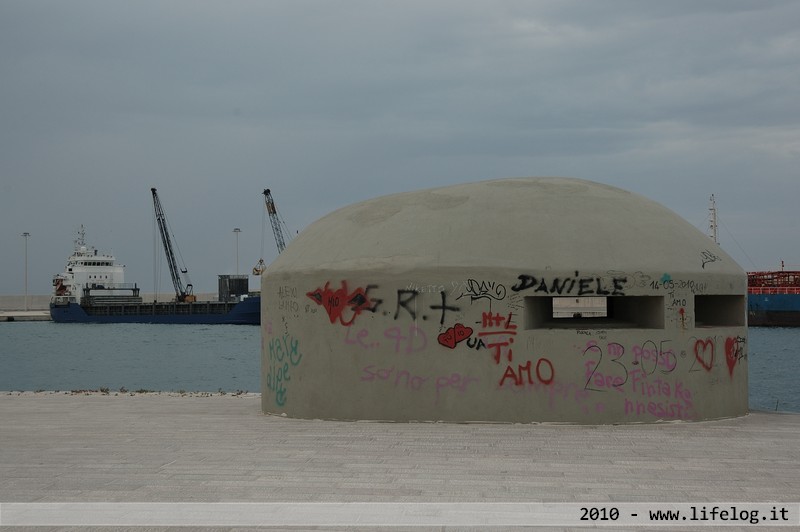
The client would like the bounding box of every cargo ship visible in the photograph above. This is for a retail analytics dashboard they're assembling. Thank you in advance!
[50,191,261,325]
[747,268,800,327]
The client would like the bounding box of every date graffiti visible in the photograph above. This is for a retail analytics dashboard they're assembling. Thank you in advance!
[581,335,746,399]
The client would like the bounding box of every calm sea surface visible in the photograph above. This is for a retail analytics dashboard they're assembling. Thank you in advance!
[0,323,797,412]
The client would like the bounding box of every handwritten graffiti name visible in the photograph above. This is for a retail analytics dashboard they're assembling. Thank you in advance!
[623,398,694,420]
[511,272,627,296]
[499,358,555,387]
[404,282,446,293]
[394,289,460,325]
[345,324,428,354]
[361,365,479,404]
[457,279,507,303]
[479,311,517,364]
[265,334,303,407]
[630,369,692,403]
[307,282,464,326]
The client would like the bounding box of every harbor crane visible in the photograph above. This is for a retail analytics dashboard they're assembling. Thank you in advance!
[253,188,289,275]
[151,187,196,302]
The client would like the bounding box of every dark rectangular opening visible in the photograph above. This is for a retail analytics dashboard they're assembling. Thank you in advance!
[695,295,745,327]
[524,296,664,329]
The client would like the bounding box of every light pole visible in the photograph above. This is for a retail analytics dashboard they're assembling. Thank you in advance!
[233,228,241,275]
[21,232,30,311]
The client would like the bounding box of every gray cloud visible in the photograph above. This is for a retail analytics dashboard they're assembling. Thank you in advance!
[2,0,799,296]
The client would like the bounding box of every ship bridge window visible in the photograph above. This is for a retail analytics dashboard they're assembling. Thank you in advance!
[524,296,664,329]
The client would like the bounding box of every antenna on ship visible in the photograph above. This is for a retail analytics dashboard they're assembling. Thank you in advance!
[75,224,86,248]
[708,194,718,244]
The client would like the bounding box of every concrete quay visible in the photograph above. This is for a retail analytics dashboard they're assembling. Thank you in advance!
[0,310,51,322]
[0,392,798,530]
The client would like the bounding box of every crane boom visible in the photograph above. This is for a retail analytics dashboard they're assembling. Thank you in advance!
[264,189,286,253]
[252,188,288,276]
[151,187,194,302]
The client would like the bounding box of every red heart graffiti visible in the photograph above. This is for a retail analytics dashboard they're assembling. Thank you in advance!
[453,324,473,342]
[307,281,371,326]
[438,329,456,349]
[694,339,714,372]
[437,324,473,349]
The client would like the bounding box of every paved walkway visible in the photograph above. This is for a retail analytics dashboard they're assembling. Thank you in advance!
[1,392,798,530]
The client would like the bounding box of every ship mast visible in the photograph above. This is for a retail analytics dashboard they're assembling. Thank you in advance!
[708,194,718,244]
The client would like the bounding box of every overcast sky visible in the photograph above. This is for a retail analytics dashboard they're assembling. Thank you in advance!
[2,0,798,297]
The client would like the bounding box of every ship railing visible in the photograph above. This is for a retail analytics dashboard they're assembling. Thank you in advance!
[747,271,800,287]
[82,283,140,297]
[748,287,800,295]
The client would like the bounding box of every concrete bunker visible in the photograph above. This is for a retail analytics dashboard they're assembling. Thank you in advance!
[261,177,748,423]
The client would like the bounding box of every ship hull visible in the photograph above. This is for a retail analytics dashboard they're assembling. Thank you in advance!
[50,296,260,325]
[747,293,800,327]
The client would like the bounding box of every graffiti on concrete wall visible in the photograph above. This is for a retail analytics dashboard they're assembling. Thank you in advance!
[265,332,303,407]
[361,365,480,404]
[456,279,507,305]
[725,336,746,377]
[511,272,627,296]
[266,271,746,420]
[437,324,473,349]
[306,281,378,326]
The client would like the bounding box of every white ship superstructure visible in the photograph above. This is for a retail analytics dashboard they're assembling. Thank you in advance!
[48,214,259,325]
[51,226,127,305]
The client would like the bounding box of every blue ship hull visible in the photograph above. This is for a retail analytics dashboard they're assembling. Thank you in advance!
[747,293,800,327]
[50,296,260,325]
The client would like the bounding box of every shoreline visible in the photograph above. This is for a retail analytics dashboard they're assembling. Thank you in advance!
[1,389,259,397]
[0,309,50,321]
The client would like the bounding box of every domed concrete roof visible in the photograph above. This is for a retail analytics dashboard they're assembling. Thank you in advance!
[269,177,741,276]
[261,177,748,424]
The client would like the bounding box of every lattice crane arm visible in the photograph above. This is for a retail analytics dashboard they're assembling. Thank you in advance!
[151,187,194,302]
[264,188,287,253]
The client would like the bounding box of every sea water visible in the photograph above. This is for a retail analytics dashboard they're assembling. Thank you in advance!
[0,323,260,393]
[0,322,797,412]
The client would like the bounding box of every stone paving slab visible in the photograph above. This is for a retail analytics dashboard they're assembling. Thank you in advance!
[0,392,798,530]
